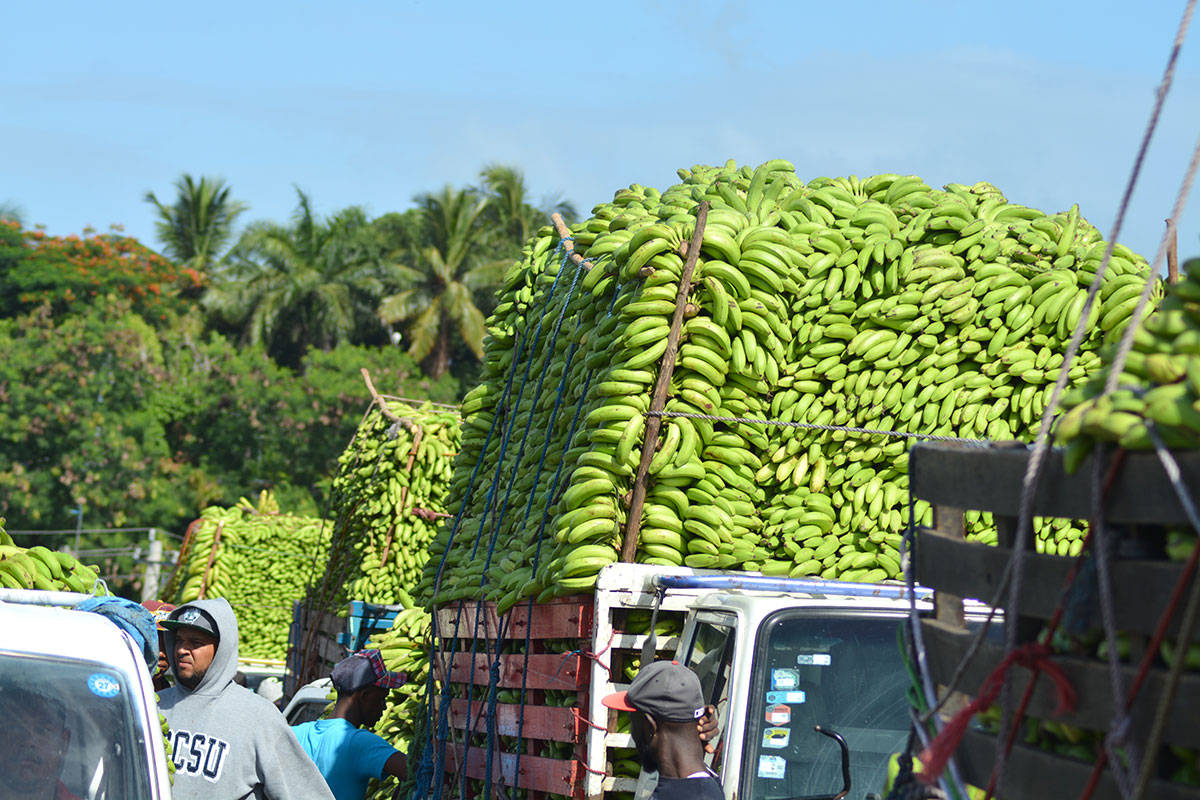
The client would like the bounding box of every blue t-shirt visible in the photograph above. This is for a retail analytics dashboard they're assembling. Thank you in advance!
[292,718,401,800]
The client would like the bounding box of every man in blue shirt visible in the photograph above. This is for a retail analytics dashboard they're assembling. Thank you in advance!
[292,649,407,800]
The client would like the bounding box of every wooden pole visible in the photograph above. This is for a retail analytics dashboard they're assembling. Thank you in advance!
[620,202,710,563]
[1167,218,1180,285]
[550,213,590,269]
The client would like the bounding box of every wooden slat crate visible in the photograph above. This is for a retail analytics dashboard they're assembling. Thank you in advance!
[910,441,1200,799]
[432,594,595,800]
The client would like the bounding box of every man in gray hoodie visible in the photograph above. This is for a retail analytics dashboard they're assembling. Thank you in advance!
[158,598,335,800]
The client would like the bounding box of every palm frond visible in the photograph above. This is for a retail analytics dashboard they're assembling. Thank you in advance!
[404,297,442,362]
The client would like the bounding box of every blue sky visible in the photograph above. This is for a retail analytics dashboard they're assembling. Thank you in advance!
[2,1,1197,265]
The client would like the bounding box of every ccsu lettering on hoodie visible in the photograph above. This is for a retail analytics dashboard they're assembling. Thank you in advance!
[171,729,230,783]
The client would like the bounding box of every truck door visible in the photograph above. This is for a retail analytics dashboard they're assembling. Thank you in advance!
[680,611,738,779]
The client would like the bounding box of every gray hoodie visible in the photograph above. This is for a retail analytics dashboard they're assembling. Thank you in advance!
[159,598,335,800]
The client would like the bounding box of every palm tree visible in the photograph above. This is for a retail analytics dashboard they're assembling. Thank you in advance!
[145,174,247,274]
[204,188,385,366]
[0,201,23,224]
[377,186,510,378]
[479,164,577,248]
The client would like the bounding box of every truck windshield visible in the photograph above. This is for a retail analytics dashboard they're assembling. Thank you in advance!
[0,651,151,800]
[741,610,911,800]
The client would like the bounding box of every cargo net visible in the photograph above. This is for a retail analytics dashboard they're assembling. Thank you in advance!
[415,163,1154,616]
[292,388,460,688]
[162,490,329,661]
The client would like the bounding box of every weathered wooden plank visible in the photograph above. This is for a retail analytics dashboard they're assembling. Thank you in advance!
[435,597,593,641]
[435,652,587,691]
[448,700,584,743]
[443,744,583,798]
[909,441,1200,525]
[923,619,1200,749]
[956,728,1200,800]
[915,527,1191,637]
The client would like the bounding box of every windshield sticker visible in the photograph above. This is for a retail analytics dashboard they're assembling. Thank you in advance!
[766,690,806,705]
[758,755,786,779]
[87,673,121,698]
[765,704,791,725]
[771,668,799,690]
[797,653,832,666]
[762,727,791,749]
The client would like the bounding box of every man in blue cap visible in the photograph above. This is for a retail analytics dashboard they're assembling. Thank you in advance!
[291,649,409,800]
[603,660,724,800]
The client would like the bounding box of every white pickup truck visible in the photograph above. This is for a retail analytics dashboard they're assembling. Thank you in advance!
[0,589,174,800]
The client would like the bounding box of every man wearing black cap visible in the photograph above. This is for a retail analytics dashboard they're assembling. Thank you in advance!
[291,649,408,800]
[158,598,335,800]
[603,660,724,800]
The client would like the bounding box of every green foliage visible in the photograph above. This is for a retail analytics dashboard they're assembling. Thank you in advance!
[203,189,389,366]
[0,300,196,531]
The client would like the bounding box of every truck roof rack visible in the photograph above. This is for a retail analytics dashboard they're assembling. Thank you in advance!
[651,574,934,601]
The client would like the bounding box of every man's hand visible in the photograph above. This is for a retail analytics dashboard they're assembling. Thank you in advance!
[697,704,720,754]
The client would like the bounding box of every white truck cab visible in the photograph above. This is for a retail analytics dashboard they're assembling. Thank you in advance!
[0,589,174,800]
[584,566,988,800]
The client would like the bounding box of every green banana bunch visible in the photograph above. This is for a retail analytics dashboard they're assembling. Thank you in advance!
[424,163,1147,602]
[165,491,329,661]
[306,400,460,615]
[0,517,108,594]
[1057,256,1200,459]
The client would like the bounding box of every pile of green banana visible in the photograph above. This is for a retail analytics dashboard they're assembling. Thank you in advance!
[363,599,431,800]
[164,491,329,661]
[0,517,107,593]
[419,161,1152,610]
[306,399,460,616]
[1056,258,1200,463]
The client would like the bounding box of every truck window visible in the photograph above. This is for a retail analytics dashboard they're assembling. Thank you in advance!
[0,652,151,800]
[741,611,911,800]
[682,613,736,776]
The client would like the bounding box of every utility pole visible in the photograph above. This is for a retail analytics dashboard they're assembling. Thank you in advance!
[142,529,163,602]
[71,505,83,556]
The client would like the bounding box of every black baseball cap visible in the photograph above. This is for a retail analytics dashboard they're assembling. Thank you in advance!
[161,605,220,639]
[602,661,706,722]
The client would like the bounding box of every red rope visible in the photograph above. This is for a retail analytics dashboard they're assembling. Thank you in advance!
[918,642,1077,784]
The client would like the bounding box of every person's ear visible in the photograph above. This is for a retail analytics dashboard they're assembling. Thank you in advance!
[61,728,71,753]
[643,713,658,741]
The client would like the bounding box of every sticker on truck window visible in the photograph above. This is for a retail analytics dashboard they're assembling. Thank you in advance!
[796,653,832,666]
[771,668,799,690]
[87,673,120,698]
[765,704,791,725]
[762,727,791,749]
[766,690,806,705]
[758,755,786,779]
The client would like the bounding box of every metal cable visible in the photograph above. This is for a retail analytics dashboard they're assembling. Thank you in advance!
[647,410,991,444]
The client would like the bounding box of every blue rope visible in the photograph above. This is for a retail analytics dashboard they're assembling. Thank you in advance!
[415,242,565,800]
[480,248,588,792]
[459,250,573,799]
[511,277,626,790]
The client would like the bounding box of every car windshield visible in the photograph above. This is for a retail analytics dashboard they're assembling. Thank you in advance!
[741,611,912,800]
[0,651,151,800]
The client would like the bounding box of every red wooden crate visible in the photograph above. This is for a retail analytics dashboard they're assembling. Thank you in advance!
[449,699,585,743]
[435,651,588,691]
[435,595,593,641]
[444,744,585,799]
